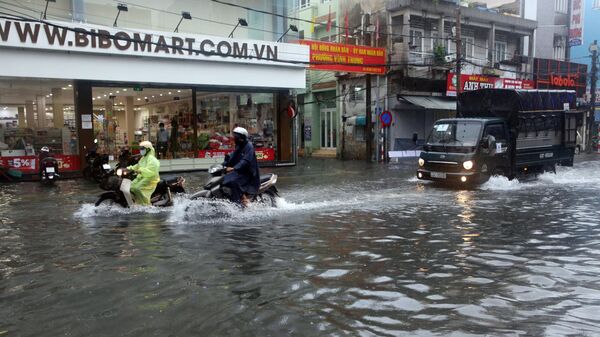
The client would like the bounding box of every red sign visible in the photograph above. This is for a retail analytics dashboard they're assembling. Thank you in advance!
[299,40,386,75]
[197,148,276,162]
[0,155,81,174]
[446,74,535,96]
[550,75,577,87]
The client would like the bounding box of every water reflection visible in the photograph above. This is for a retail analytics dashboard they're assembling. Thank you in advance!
[1,158,600,336]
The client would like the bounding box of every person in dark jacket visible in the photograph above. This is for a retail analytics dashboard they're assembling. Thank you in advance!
[222,127,260,206]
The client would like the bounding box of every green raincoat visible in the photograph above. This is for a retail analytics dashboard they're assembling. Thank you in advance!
[128,145,160,206]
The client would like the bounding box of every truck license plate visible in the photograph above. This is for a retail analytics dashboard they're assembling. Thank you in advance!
[430,172,446,179]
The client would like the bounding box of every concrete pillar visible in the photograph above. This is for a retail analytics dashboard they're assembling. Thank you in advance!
[25,100,35,128]
[17,106,26,127]
[36,96,47,128]
[488,23,496,65]
[125,96,135,146]
[52,88,64,128]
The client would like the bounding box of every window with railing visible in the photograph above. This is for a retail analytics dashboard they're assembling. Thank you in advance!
[553,36,566,60]
[293,0,311,10]
[409,29,424,57]
[494,41,507,63]
[555,0,568,14]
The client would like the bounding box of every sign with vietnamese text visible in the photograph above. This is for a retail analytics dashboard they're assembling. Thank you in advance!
[0,154,81,174]
[197,148,276,162]
[569,0,584,47]
[446,73,535,96]
[299,40,386,75]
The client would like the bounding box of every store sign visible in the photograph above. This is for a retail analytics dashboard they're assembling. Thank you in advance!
[298,40,386,75]
[0,156,37,173]
[0,155,81,174]
[550,75,577,87]
[0,18,308,67]
[569,0,584,47]
[197,148,276,162]
[446,74,535,96]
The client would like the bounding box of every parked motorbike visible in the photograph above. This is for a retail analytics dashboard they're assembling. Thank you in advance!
[83,150,111,183]
[40,157,59,185]
[189,164,279,207]
[95,168,186,208]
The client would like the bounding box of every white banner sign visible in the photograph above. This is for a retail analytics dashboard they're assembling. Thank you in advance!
[0,19,308,67]
[569,0,584,47]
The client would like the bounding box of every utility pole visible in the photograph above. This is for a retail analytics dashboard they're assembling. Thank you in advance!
[364,13,373,162]
[588,40,598,153]
[455,5,462,113]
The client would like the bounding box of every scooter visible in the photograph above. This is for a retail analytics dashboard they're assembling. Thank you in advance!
[189,164,279,207]
[95,168,186,208]
[40,157,59,185]
[83,150,111,183]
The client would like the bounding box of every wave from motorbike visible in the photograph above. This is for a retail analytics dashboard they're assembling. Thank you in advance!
[95,167,185,208]
[189,164,279,207]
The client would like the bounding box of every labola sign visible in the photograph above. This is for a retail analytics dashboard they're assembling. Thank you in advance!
[0,19,307,66]
[550,75,577,87]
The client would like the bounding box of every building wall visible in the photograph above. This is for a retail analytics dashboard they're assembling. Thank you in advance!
[570,0,600,95]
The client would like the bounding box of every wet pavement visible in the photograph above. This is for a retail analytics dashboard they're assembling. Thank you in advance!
[2,156,600,336]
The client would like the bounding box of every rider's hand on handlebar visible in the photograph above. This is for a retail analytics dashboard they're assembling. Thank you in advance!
[225,167,234,173]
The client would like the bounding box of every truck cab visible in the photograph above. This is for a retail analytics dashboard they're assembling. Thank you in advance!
[417,118,510,184]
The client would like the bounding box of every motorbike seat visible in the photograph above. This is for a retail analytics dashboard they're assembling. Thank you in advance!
[260,174,273,184]
[161,176,180,185]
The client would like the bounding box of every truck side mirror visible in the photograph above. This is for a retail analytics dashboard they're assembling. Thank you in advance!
[412,133,418,144]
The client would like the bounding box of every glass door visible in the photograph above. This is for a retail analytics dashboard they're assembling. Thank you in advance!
[320,108,337,149]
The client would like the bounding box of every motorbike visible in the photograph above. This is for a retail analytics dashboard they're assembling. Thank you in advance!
[40,157,59,185]
[189,164,279,207]
[83,150,111,183]
[95,168,186,208]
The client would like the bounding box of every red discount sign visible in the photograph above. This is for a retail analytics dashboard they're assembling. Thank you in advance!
[299,40,386,75]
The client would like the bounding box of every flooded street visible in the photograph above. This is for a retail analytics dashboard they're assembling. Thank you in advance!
[2,157,600,336]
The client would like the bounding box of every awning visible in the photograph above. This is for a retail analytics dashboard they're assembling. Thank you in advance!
[399,95,456,110]
[346,115,366,126]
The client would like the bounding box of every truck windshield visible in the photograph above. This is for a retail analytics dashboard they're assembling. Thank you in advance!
[427,121,482,147]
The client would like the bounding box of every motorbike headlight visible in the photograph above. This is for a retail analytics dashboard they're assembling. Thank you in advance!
[208,165,222,174]
[116,168,123,176]
[463,160,474,170]
[418,158,425,167]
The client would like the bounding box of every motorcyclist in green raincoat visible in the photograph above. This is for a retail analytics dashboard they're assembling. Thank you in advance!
[127,141,160,206]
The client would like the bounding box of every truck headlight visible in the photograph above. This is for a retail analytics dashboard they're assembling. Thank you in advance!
[463,160,474,170]
[418,158,425,167]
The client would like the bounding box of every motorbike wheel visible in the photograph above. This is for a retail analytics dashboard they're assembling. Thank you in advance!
[96,198,116,207]
[258,189,278,207]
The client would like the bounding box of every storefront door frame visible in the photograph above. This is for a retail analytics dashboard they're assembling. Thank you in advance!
[320,108,337,149]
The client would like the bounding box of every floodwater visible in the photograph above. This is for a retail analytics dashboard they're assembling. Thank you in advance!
[2,156,600,336]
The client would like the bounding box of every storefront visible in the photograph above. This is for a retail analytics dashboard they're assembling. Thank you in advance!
[0,18,308,176]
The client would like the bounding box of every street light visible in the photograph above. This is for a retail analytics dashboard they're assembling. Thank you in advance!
[277,24,298,42]
[228,18,248,38]
[113,3,128,27]
[42,0,56,20]
[174,11,192,33]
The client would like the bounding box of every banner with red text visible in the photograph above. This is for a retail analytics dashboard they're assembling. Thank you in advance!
[299,40,386,75]
[446,73,535,96]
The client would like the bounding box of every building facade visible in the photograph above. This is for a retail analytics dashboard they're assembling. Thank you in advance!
[0,0,308,176]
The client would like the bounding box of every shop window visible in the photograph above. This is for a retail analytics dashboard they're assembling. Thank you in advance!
[196,92,277,157]
[0,78,79,172]
[91,87,194,160]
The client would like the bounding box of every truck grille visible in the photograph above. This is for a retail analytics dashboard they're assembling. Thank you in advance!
[425,162,461,173]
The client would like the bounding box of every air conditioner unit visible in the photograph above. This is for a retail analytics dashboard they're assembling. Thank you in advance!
[444,55,456,62]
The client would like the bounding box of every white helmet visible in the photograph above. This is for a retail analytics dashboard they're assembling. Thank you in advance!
[139,141,153,149]
[41,146,50,153]
[233,127,248,138]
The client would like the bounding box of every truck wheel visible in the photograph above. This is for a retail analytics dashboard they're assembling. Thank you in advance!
[493,168,505,177]
[575,146,581,155]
